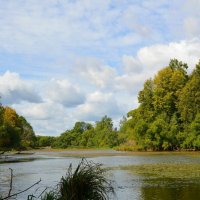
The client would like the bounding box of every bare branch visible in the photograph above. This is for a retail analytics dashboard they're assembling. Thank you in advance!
[8,168,13,197]
[2,179,41,200]
[37,187,48,198]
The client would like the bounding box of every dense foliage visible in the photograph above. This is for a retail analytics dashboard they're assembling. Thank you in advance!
[0,104,36,150]
[119,59,200,150]
[36,136,56,147]
[52,116,119,148]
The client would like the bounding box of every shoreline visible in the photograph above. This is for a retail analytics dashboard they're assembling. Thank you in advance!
[1,148,200,160]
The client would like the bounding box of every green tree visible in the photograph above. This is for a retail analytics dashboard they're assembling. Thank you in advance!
[36,136,55,147]
[19,116,36,147]
[119,59,199,151]
[153,59,188,116]
[0,104,36,150]
[2,107,21,148]
[178,62,200,123]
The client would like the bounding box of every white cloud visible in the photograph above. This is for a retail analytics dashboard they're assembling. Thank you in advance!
[74,91,122,121]
[122,38,200,76]
[115,74,145,94]
[184,17,200,37]
[74,57,116,89]
[14,101,69,135]
[0,0,199,56]
[0,0,184,56]
[122,55,143,73]
[47,79,85,107]
[17,102,59,120]
[0,71,41,104]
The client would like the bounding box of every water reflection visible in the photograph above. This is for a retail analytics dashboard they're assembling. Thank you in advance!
[1,151,200,200]
[140,178,200,200]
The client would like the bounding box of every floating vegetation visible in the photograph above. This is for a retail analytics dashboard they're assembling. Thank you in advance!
[119,163,200,179]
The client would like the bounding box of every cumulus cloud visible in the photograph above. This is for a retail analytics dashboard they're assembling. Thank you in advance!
[15,101,69,135]
[122,38,200,75]
[74,91,122,121]
[115,38,200,96]
[17,102,59,120]
[47,79,85,107]
[0,71,41,104]
[122,55,143,73]
[115,74,145,94]
[74,57,116,89]
[73,38,200,95]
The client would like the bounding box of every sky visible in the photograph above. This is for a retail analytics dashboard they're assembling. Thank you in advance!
[0,0,200,136]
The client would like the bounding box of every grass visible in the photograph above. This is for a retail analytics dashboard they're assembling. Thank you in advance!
[119,163,200,179]
[42,159,115,200]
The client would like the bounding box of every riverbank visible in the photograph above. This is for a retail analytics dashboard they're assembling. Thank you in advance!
[29,148,200,156]
[1,147,200,163]
[1,148,200,157]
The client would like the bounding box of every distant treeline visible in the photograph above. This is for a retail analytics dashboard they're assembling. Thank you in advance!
[1,59,200,151]
[36,116,119,149]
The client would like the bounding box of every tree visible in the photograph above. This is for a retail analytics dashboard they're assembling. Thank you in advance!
[2,107,21,148]
[36,136,55,147]
[153,59,188,116]
[19,116,36,147]
[0,104,36,150]
[178,62,200,123]
[138,78,154,111]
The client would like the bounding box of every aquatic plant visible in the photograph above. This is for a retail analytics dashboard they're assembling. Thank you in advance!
[58,159,114,200]
[42,159,114,200]
[120,163,200,179]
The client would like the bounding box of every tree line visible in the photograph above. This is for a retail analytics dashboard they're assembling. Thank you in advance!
[37,116,119,149]
[0,59,200,151]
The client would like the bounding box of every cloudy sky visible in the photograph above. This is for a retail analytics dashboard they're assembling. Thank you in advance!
[0,0,200,135]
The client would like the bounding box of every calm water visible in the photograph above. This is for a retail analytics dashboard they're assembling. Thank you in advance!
[0,150,200,200]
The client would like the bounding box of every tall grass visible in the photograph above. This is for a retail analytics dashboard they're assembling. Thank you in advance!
[42,159,115,200]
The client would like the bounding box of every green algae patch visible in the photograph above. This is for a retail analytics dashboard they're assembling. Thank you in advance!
[120,163,200,179]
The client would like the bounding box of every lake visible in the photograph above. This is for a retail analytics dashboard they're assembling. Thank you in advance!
[0,150,200,200]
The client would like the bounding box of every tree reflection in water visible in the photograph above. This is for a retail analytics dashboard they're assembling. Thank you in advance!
[140,178,200,200]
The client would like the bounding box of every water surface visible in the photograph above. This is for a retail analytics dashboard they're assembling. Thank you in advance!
[0,150,200,200]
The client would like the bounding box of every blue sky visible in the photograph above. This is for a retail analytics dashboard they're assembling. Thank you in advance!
[0,0,200,135]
